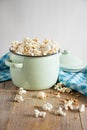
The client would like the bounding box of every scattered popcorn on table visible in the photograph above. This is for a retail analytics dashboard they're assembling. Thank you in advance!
[79,104,85,113]
[54,83,72,93]
[37,91,47,100]
[10,37,60,56]
[14,95,24,102]
[18,87,27,95]
[34,109,46,118]
[42,102,53,111]
[55,107,66,116]
[11,79,86,118]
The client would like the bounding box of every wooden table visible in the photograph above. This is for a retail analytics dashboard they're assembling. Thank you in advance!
[0,81,87,130]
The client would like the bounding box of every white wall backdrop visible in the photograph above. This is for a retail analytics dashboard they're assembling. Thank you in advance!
[0,0,87,63]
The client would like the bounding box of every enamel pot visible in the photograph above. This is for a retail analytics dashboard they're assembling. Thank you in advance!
[5,50,60,90]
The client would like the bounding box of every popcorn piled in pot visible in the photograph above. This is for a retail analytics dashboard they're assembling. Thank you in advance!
[10,38,59,56]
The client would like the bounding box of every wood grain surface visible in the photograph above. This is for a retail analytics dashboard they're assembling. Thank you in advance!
[0,81,87,130]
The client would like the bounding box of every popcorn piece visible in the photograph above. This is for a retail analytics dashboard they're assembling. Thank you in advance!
[59,82,63,85]
[37,91,47,100]
[42,44,51,55]
[79,104,85,113]
[73,98,79,105]
[64,100,73,110]
[54,83,62,90]
[65,88,72,93]
[42,102,53,111]
[55,107,66,116]
[54,83,65,93]
[14,95,24,102]
[23,37,30,43]
[55,93,60,98]
[10,41,19,52]
[18,87,27,95]
[34,109,46,118]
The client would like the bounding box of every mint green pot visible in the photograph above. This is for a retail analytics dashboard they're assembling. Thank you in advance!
[5,51,60,90]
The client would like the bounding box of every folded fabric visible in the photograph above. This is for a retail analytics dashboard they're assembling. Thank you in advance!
[0,53,87,96]
[59,68,87,96]
[0,53,11,82]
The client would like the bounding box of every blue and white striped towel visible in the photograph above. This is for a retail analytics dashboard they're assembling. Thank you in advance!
[0,53,87,96]
[59,68,87,96]
[0,53,11,82]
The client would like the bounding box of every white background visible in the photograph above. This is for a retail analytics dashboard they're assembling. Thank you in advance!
[0,0,87,63]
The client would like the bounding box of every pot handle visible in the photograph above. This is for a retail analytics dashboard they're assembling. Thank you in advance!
[5,59,23,69]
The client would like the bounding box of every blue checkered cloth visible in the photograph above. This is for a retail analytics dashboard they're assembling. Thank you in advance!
[0,53,87,96]
[59,68,87,96]
[0,53,11,82]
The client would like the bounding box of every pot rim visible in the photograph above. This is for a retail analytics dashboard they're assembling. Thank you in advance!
[9,49,60,58]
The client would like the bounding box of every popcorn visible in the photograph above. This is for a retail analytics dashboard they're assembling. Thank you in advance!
[54,83,72,93]
[42,102,53,111]
[14,95,24,102]
[23,37,30,43]
[10,37,59,56]
[55,107,66,116]
[65,88,72,93]
[18,87,27,95]
[72,104,85,112]
[73,98,79,105]
[34,109,46,118]
[55,93,60,98]
[10,41,19,51]
[37,91,47,100]
[79,104,85,113]
[64,100,73,110]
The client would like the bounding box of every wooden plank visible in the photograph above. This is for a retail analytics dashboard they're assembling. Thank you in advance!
[6,88,83,130]
[79,95,87,130]
[6,90,59,130]
[0,81,17,130]
[0,82,4,90]
[0,81,87,130]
